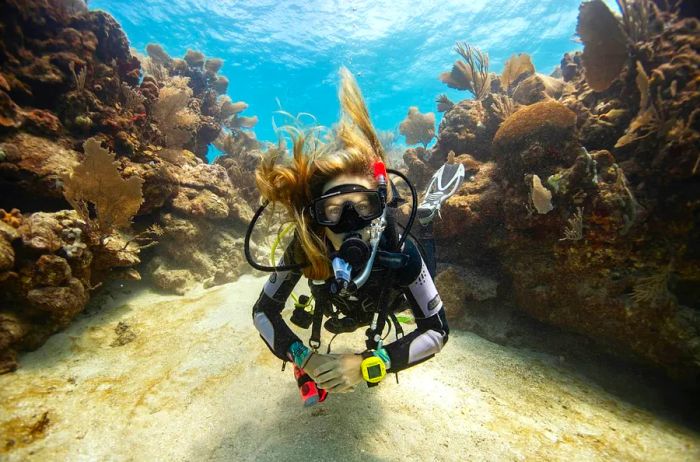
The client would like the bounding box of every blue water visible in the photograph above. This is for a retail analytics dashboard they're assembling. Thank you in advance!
[90,0,609,151]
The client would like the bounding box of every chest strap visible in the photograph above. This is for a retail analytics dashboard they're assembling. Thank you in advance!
[309,280,328,350]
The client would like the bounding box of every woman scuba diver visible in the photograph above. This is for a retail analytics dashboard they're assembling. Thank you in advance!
[247,68,464,403]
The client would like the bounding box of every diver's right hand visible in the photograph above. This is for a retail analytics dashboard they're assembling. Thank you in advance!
[303,353,337,383]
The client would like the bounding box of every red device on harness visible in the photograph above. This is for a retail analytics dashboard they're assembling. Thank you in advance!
[373,160,387,185]
[293,365,328,406]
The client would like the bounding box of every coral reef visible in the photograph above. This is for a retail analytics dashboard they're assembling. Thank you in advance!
[0,0,696,388]
[432,99,494,162]
[420,1,700,383]
[147,208,250,295]
[511,73,569,105]
[431,49,559,166]
[435,263,499,307]
[135,44,258,161]
[0,0,259,371]
[402,146,438,191]
[0,209,95,373]
[492,100,578,181]
[147,156,254,293]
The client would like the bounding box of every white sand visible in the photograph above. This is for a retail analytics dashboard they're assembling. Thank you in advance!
[1,275,698,461]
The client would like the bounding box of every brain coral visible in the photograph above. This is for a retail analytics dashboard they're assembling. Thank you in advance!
[492,100,577,153]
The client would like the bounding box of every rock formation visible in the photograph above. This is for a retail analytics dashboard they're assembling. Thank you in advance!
[0,0,259,372]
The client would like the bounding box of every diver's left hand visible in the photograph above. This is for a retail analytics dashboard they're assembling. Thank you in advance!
[313,354,364,393]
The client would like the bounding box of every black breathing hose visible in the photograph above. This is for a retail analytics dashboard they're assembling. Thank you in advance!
[244,170,417,273]
[386,168,418,250]
[243,200,308,272]
[395,222,429,262]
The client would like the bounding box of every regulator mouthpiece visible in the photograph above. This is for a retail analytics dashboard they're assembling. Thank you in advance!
[332,256,352,291]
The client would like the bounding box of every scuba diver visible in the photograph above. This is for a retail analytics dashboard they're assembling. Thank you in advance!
[247,68,465,404]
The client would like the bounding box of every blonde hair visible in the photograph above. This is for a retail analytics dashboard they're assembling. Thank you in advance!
[255,68,385,280]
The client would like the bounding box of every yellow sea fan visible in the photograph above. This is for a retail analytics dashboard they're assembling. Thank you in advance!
[500,53,535,90]
[62,138,144,236]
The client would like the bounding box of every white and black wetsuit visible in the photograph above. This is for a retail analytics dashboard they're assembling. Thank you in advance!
[252,234,449,372]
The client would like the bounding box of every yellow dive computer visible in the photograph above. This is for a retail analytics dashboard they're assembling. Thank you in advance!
[361,351,387,383]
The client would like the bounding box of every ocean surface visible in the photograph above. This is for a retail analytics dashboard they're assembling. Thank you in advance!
[89,0,617,150]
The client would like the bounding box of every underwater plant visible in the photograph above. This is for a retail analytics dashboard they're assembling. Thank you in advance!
[616,0,664,44]
[69,61,87,94]
[376,129,405,169]
[439,42,491,100]
[560,207,584,241]
[436,94,454,112]
[399,106,435,147]
[151,76,198,148]
[499,53,535,93]
[138,46,170,83]
[615,60,658,147]
[62,138,144,239]
[577,0,668,92]
[631,264,673,305]
[577,0,628,92]
[490,94,516,121]
[120,83,145,113]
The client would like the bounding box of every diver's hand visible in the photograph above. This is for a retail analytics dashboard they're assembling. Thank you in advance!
[313,354,364,393]
[302,353,337,383]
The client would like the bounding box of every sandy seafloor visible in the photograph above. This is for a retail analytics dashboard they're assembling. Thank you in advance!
[1,274,699,461]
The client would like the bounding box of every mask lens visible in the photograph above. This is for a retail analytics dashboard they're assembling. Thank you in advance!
[313,190,382,226]
[353,193,381,219]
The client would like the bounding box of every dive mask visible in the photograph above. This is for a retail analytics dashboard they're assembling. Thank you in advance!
[308,184,384,233]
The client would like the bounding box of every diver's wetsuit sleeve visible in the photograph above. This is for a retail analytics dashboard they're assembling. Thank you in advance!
[251,238,304,362]
[383,238,449,372]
